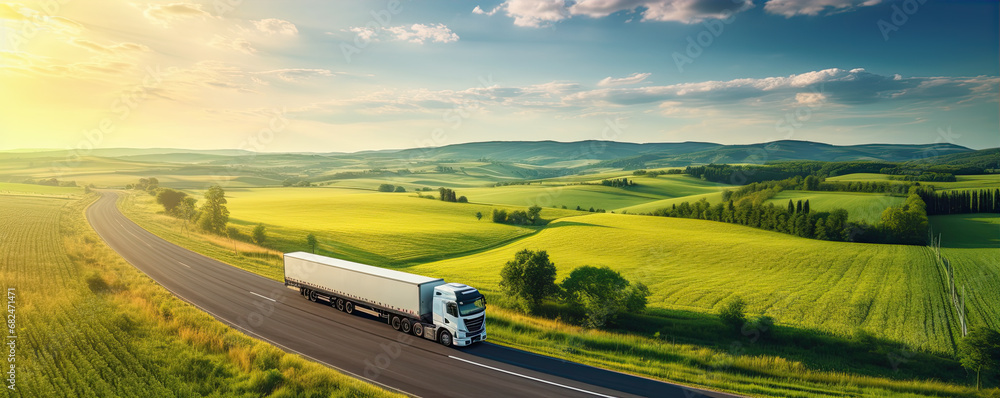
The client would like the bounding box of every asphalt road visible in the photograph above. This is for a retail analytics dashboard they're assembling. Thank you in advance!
[87,191,737,398]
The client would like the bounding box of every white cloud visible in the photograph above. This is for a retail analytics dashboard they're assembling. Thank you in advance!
[472,5,501,16]
[345,23,459,44]
[505,0,569,27]
[252,18,298,35]
[598,72,651,87]
[572,0,753,23]
[764,0,882,17]
[143,3,210,25]
[477,0,753,27]
[255,68,334,82]
[70,38,149,54]
[208,35,256,55]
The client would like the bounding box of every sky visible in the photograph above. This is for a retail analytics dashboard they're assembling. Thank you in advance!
[0,0,997,153]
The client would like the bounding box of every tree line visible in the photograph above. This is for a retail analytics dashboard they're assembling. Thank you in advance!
[647,191,931,245]
[492,205,542,225]
[918,188,1000,215]
[600,178,635,188]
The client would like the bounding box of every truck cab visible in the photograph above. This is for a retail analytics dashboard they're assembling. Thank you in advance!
[431,283,487,347]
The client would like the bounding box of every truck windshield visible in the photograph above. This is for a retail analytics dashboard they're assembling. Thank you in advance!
[458,296,486,316]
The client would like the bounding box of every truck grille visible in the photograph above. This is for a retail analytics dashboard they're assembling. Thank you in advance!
[464,315,485,332]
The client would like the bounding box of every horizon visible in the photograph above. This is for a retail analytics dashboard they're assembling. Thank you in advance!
[1,1,997,152]
[0,137,992,156]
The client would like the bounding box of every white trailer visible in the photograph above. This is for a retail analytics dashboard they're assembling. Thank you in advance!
[284,252,487,347]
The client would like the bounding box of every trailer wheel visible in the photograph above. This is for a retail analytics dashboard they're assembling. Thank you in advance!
[300,287,307,297]
[336,298,345,311]
[412,322,424,338]
[391,316,402,331]
[308,290,318,302]
[439,330,453,347]
[400,319,412,334]
[344,301,354,314]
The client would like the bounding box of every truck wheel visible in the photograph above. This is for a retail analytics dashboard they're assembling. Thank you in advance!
[300,287,307,297]
[412,322,424,338]
[344,301,354,314]
[439,331,453,347]
[308,290,318,302]
[391,316,402,331]
[336,298,344,311]
[400,319,412,334]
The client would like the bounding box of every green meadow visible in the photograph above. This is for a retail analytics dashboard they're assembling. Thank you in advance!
[764,191,906,223]
[829,173,1000,190]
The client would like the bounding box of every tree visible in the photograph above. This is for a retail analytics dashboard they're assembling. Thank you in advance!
[527,205,542,224]
[719,296,747,332]
[306,233,317,253]
[561,265,651,327]
[475,211,483,221]
[491,209,507,223]
[958,327,1000,390]
[251,224,267,246]
[377,183,396,192]
[393,186,406,193]
[457,195,468,203]
[156,188,188,215]
[197,185,229,234]
[177,197,198,230]
[499,249,559,313]
[803,199,810,214]
[788,199,795,214]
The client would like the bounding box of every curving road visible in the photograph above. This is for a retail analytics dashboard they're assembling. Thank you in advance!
[87,191,736,398]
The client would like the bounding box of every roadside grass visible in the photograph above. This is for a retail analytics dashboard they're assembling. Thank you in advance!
[117,190,999,397]
[764,191,905,224]
[0,193,398,397]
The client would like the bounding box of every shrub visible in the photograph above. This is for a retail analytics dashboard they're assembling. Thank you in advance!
[719,296,747,332]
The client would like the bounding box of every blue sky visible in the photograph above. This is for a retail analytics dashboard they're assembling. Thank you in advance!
[1,0,997,152]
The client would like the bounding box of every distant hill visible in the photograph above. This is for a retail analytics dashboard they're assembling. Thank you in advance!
[2,141,981,168]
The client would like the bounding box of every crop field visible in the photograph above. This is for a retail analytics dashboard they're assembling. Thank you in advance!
[764,191,905,223]
[0,193,394,397]
[929,214,1000,331]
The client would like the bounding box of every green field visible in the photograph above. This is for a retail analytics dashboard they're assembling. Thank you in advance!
[828,173,1000,190]
[764,191,905,223]
[929,214,1000,331]
[118,188,992,397]
[0,193,395,397]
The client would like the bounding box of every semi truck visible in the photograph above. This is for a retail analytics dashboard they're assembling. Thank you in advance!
[283,251,486,347]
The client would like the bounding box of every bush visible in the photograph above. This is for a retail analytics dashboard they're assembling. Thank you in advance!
[251,224,267,245]
[457,195,468,203]
[393,185,406,192]
[377,183,395,192]
[719,296,747,331]
[492,209,507,223]
[561,265,651,328]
